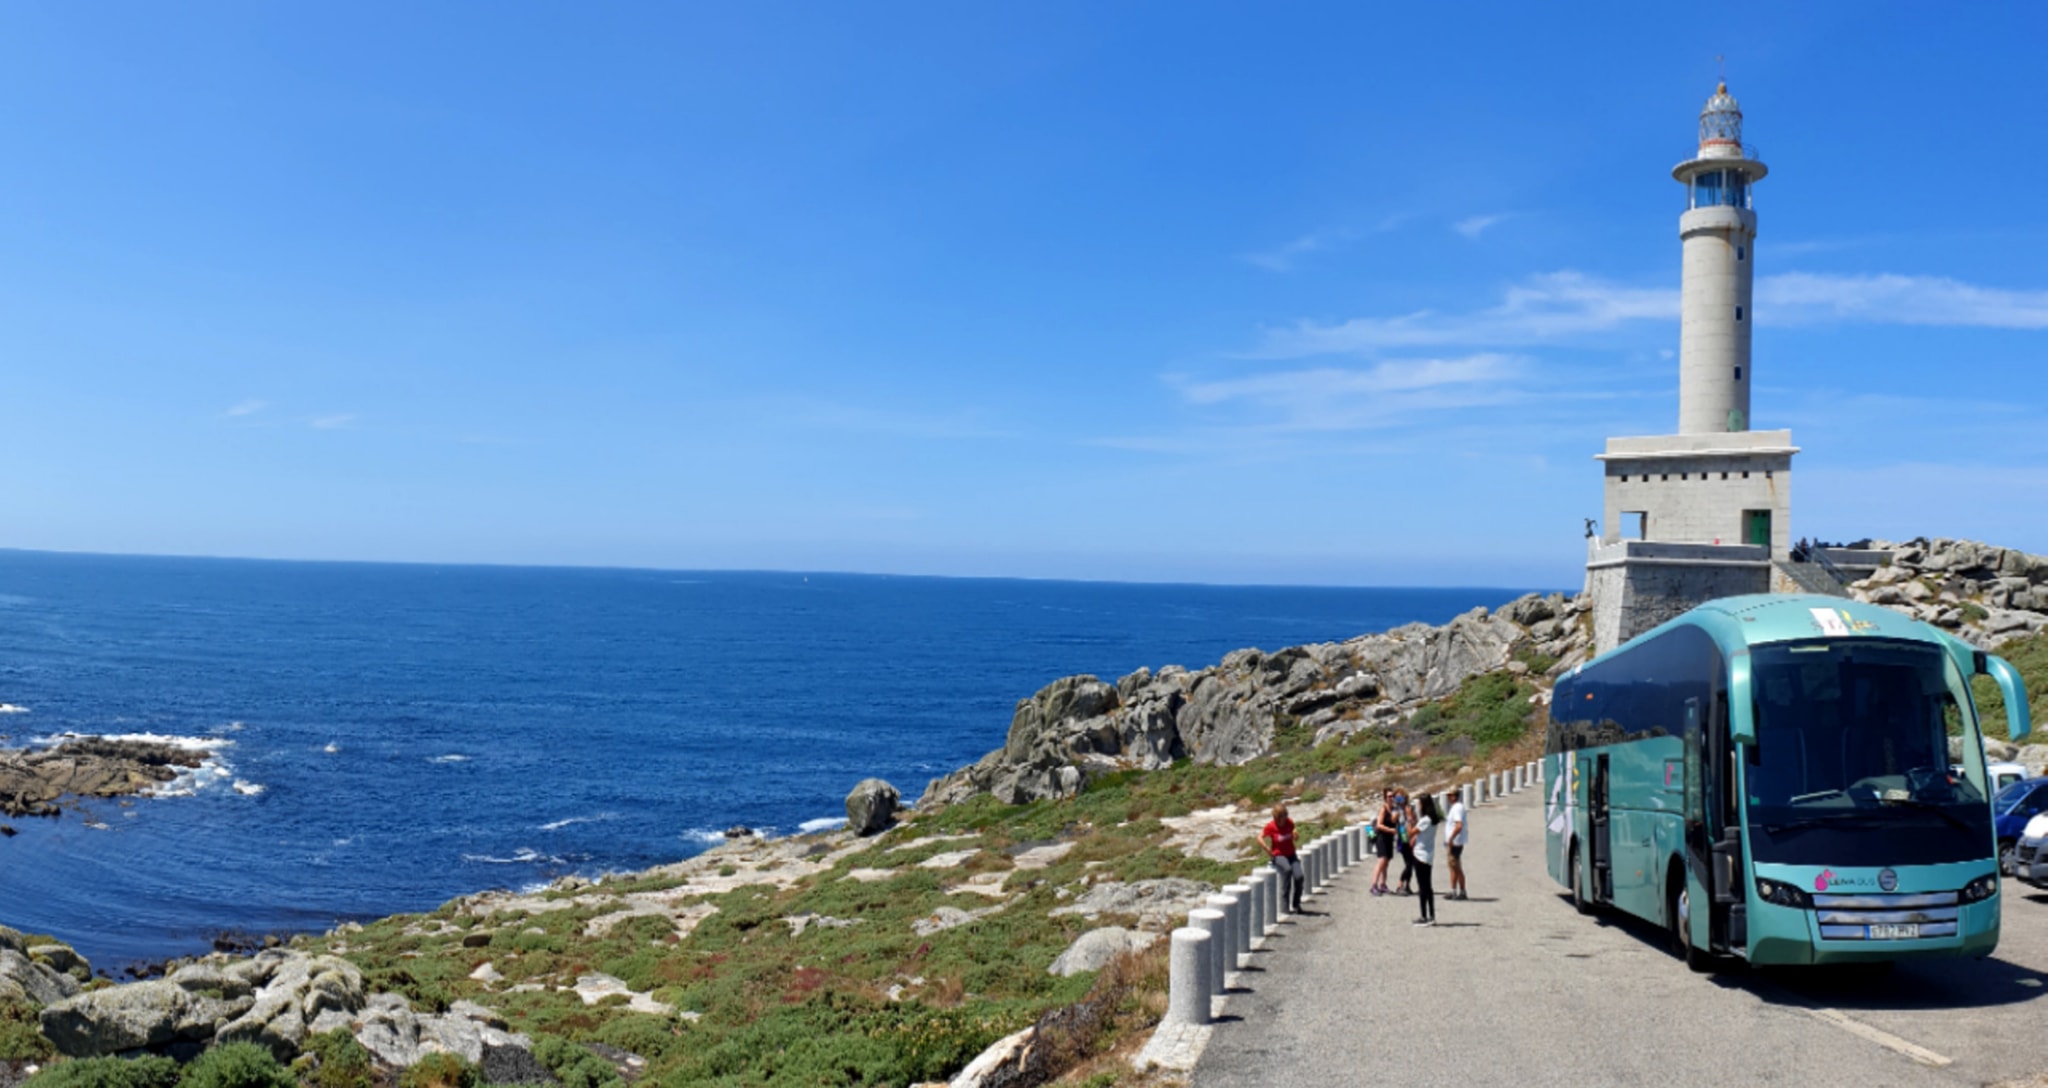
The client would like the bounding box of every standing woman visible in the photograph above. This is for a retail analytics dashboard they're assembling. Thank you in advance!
[1411,794,1441,926]
[1259,802,1305,915]
[1370,789,1398,896]
[1394,789,1416,896]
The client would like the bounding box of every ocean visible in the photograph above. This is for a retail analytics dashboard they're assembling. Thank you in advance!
[0,549,1541,970]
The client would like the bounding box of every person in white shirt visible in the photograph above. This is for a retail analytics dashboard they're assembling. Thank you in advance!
[1445,794,1469,900]
[1410,794,1441,926]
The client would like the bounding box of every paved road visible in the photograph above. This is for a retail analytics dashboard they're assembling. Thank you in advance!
[1193,782,2048,1088]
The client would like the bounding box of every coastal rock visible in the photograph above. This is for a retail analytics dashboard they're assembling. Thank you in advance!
[846,778,901,836]
[353,992,536,1069]
[40,971,255,1056]
[948,1026,1037,1088]
[214,953,365,1059]
[1046,927,1159,977]
[27,944,91,983]
[0,736,212,818]
[1047,878,1216,929]
[0,949,82,1007]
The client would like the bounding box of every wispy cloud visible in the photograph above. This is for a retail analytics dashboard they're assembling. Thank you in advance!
[224,399,267,418]
[309,413,358,430]
[1257,272,1678,357]
[1452,214,1508,240]
[1171,353,1525,432]
[1760,273,2048,328]
[1243,229,1345,273]
[1256,269,2048,359]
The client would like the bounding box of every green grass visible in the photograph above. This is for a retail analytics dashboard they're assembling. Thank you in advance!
[1974,629,2048,742]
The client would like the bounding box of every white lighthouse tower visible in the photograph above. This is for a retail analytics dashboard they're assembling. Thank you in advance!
[1585,82,1803,653]
[1675,84,1767,435]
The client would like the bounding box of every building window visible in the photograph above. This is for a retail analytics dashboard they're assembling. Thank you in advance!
[1735,305,1744,321]
[1734,366,1742,381]
[1721,471,1729,480]
[1661,473,1670,482]
[1738,245,1746,260]
[1742,471,1750,479]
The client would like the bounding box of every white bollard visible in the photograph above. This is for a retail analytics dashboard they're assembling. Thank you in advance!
[1244,870,1269,937]
[1462,782,1475,809]
[1261,863,1281,924]
[1205,894,1240,982]
[1190,907,1228,995]
[1220,885,1253,963]
[1168,927,1213,1024]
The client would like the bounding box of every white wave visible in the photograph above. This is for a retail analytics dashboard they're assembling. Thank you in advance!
[32,731,230,752]
[222,721,246,732]
[681,828,728,845]
[462,848,559,865]
[428,754,470,764]
[323,742,340,754]
[333,837,353,847]
[232,780,266,797]
[0,704,27,715]
[539,812,616,831]
[798,817,848,834]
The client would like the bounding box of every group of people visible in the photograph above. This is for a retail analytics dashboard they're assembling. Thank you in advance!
[1257,785,1468,930]
[1369,786,1467,926]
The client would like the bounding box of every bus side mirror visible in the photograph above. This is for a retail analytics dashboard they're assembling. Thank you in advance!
[1729,653,1756,746]
[1982,653,2031,741]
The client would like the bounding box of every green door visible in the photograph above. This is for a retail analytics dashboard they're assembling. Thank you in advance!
[1744,510,1771,548]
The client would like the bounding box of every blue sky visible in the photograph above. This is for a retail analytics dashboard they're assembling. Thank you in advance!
[2,4,2044,587]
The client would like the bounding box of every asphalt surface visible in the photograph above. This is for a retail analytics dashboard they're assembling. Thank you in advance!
[1193,782,2048,1088]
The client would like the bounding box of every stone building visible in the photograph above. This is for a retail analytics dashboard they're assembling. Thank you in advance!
[1586,84,1815,653]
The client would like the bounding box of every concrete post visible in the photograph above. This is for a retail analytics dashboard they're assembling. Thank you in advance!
[1260,864,1280,924]
[1225,882,1254,960]
[1462,782,1474,809]
[1189,908,1228,996]
[1205,894,1240,981]
[1167,927,1212,1024]
[1244,870,1268,937]
[1348,825,1364,867]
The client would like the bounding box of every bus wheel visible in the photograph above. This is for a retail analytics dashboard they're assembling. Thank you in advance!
[1570,844,1592,915]
[1669,873,1708,973]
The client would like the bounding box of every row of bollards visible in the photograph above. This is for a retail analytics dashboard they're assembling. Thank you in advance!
[1163,758,1546,1025]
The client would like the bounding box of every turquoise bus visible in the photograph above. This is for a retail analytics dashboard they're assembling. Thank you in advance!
[1545,594,2031,967]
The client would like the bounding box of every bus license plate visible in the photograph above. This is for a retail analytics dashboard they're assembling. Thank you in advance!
[1868,923,1919,940]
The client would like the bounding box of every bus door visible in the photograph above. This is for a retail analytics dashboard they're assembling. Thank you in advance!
[1707,691,1745,951]
[1591,753,1613,901]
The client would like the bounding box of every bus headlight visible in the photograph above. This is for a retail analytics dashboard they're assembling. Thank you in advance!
[1755,878,1813,908]
[1960,875,1999,904]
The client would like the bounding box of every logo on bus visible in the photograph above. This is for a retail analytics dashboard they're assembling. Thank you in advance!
[1814,868,1883,892]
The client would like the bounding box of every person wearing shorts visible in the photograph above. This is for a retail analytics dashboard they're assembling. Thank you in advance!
[1445,793,1469,900]
[1370,790,1398,896]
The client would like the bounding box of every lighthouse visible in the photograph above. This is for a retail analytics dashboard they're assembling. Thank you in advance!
[1584,82,1804,654]
[1674,84,1767,435]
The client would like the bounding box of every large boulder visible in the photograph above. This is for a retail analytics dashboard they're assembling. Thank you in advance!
[40,969,255,1056]
[1046,927,1160,977]
[0,948,82,1006]
[845,778,900,836]
[214,952,366,1058]
[353,993,533,1069]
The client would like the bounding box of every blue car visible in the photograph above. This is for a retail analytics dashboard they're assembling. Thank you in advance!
[1994,776,2048,876]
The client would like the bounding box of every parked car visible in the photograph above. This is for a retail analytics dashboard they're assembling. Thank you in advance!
[1990,761,2029,794]
[2016,813,2048,887]
[1996,777,2048,877]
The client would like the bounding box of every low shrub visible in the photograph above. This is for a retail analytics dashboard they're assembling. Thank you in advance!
[23,1055,179,1088]
[530,1034,622,1088]
[295,1027,375,1088]
[0,998,53,1061]
[176,1042,295,1088]
[396,1051,478,1088]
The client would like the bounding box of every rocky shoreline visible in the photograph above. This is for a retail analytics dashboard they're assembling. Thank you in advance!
[4,538,2047,1086]
[0,736,211,820]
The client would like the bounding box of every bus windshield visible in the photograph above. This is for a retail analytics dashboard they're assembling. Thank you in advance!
[1745,638,1991,866]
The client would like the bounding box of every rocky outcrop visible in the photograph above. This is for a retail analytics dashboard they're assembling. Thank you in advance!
[0,736,211,818]
[1047,927,1159,977]
[353,994,533,1069]
[921,594,1589,808]
[0,926,90,1008]
[845,778,900,836]
[1846,538,2048,649]
[39,950,364,1059]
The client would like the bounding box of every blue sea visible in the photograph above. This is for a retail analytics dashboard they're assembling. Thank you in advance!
[0,549,1540,970]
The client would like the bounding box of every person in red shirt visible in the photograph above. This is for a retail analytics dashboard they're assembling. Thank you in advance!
[1259,802,1304,914]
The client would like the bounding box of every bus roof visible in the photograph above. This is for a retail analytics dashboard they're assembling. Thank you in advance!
[1576,593,1973,676]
